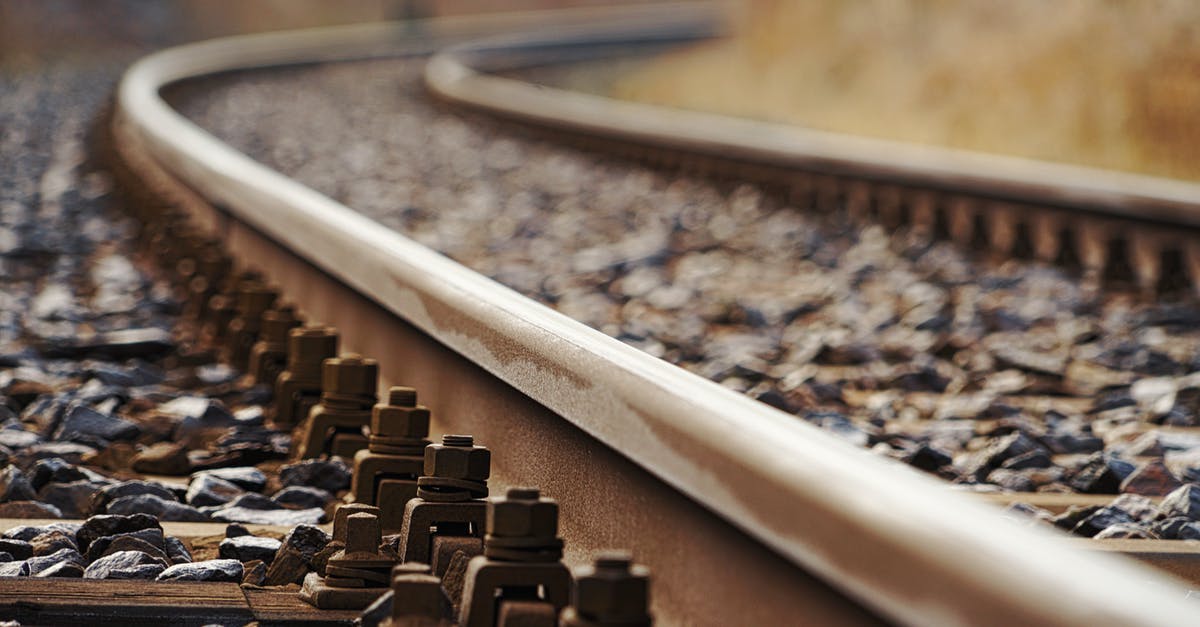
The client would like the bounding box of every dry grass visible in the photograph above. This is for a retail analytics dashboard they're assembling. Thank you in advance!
[616,0,1200,180]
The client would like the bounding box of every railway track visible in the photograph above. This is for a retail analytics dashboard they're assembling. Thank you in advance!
[5,3,1200,626]
[424,15,1200,299]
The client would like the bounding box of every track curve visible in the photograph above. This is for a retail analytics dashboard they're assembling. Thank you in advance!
[114,5,1197,625]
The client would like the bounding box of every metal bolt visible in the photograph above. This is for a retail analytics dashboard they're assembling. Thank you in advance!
[333,503,381,545]
[344,513,383,556]
[322,354,378,402]
[370,386,430,441]
[483,487,564,563]
[389,563,446,622]
[571,552,652,625]
[423,435,489,481]
[389,386,417,407]
[287,326,338,381]
[415,435,489,502]
[260,305,301,345]
[488,487,558,540]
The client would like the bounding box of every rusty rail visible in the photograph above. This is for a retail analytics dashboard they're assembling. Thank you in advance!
[107,5,1200,626]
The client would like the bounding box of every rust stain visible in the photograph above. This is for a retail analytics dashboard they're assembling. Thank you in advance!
[400,273,591,391]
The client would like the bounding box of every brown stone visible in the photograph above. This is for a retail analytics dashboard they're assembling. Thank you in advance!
[130,442,192,476]
[1120,460,1183,496]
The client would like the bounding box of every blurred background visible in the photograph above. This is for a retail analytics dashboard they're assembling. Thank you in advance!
[0,1,661,67]
[3,0,1197,180]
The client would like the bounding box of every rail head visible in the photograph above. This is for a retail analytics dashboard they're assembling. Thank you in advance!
[117,6,1198,626]
[426,24,1200,228]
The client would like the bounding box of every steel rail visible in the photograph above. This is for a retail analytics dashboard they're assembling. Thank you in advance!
[427,23,1200,228]
[115,5,1197,626]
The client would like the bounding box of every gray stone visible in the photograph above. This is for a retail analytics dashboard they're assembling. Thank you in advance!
[94,536,170,564]
[55,402,139,443]
[0,465,37,502]
[39,480,103,518]
[91,480,178,515]
[35,560,84,578]
[3,522,79,543]
[191,467,267,493]
[210,506,326,526]
[83,550,167,580]
[278,458,351,493]
[84,528,166,563]
[218,535,280,564]
[24,547,85,576]
[0,539,32,560]
[186,474,244,507]
[271,485,332,510]
[1093,523,1158,539]
[1152,516,1200,540]
[75,513,161,552]
[165,536,192,564]
[156,558,242,582]
[29,458,87,490]
[106,494,211,522]
[1158,484,1200,521]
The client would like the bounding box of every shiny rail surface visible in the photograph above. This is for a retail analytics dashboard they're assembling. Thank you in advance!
[110,5,1198,626]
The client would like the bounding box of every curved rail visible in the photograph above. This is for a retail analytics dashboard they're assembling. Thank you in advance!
[427,24,1200,228]
[117,6,1196,626]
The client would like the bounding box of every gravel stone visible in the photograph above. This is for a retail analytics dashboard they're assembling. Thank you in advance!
[76,513,162,552]
[277,458,351,493]
[55,402,140,443]
[218,535,281,564]
[0,539,33,561]
[105,494,211,522]
[0,500,61,518]
[39,480,104,518]
[90,480,179,515]
[24,547,86,576]
[0,465,37,502]
[130,442,191,475]
[1159,484,1200,521]
[83,550,168,580]
[191,467,267,493]
[29,530,77,556]
[186,473,244,507]
[156,558,243,582]
[271,485,333,510]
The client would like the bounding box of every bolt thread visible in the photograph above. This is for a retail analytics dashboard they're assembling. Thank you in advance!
[506,487,539,501]
[442,434,473,448]
[388,386,417,407]
[594,552,633,571]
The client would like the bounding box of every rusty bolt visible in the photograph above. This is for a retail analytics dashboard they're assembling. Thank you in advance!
[286,326,338,380]
[487,487,558,540]
[321,354,378,399]
[424,435,490,482]
[371,386,429,439]
[235,282,278,320]
[260,305,301,345]
[572,552,652,625]
[333,503,381,545]
[389,563,446,621]
[344,513,383,557]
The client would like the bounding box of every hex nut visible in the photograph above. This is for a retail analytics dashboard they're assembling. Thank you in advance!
[574,553,651,622]
[371,405,430,439]
[487,487,558,539]
[423,441,490,481]
[321,354,378,396]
